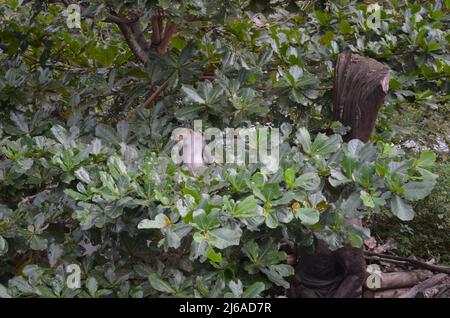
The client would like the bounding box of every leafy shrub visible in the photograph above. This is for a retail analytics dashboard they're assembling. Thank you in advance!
[374,160,450,265]
[0,112,438,297]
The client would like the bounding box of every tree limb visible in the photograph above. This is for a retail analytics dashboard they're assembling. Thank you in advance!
[143,81,169,108]
[129,12,150,51]
[115,22,150,66]
[49,1,150,65]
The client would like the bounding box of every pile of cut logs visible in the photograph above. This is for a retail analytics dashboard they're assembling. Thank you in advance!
[363,242,450,298]
[363,268,449,298]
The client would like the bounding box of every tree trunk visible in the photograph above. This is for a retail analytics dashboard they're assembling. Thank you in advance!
[332,50,390,142]
[294,51,390,298]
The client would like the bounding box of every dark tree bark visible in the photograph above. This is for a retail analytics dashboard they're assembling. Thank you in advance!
[333,50,390,142]
[293,51,390,298]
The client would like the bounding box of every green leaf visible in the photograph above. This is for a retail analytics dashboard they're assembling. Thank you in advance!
[284,168,296,188]
[206,245,222,264]
[172,36,187,50]
[165,229,181,249]
[209,227,241,249]
[11,112,29,133]
[390,195,414,221]
[269,264,294,277]
[288,65,303,82]
[75,167,91,184]
[414,151,436,169]
[51,125,71,147]
[137,214,169,229]
[315,10,332,25]
[294,208,320,225]
[64,189,89,201]
[96,124,120,145]
[228,280,243,297]
[319,31,334,46]
[181,85,205,104]
[35,286,57,298]
[155,190,170,206]
[0,284,12,298]
[192,209,221,230]
[403,169,437,201]
[294,172,320,191]
[360,191,375,208]
[30,236,48,251]
[242,282,265,298]
[86,277,98,296]
[0,236,8,256]
[231,196,259,218]
[48,243,63,267]
[148,274,176,294]
[339,20,352,34]
[346,230,364,248]
[258,266,289,289]
[329,169,351,187]
[289,89,309,104]
[223,196,233,213]
[296,127,311,153]
[265,210,279,229]
[310,133,341,157]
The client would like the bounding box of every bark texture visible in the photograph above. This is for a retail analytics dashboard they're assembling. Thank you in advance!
[332,50,390,142]
[293,51,390,298]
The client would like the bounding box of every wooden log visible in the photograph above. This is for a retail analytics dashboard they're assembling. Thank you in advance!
[398,274,448,298]
[417,282,449,298]
[364,270,433,291]
[332,50,390,142]
[364,288,410,298]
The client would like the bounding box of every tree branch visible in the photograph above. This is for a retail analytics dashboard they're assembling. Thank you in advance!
[129,12,150,51]
[143,80,169,108]
[157,22,176,55]
[115,21,150,66]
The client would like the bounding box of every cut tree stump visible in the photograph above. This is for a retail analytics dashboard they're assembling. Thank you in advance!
[332,50,390,142]
[294,51,390,298]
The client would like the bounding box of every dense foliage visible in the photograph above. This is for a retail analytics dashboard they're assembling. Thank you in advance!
[0,0,448,297]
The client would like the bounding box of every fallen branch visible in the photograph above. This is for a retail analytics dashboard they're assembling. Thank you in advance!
[398,274,448,298]
[365,252,450,275]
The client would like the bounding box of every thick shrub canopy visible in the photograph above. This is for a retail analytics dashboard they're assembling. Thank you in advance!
[0,0,448,298]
